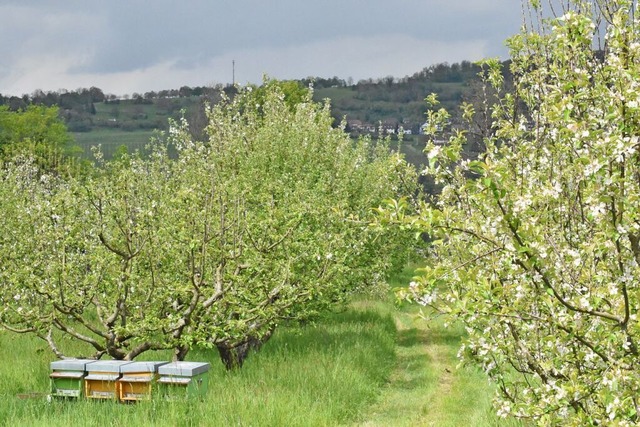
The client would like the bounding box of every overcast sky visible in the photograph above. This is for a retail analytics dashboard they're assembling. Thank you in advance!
[0,1,523,97]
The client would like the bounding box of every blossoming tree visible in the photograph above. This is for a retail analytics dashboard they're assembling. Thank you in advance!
[383,0,640,424]
[0,82,416,368]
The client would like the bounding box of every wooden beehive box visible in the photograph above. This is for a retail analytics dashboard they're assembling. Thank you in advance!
[157,362,210,400]
[50,359,94,399]
[117,361,168,402]
[84,360,132,400]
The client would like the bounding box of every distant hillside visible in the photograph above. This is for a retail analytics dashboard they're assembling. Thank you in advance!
[0,60,509,162]
[311,60,487,136]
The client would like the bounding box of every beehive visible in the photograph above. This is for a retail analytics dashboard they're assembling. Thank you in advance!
[117,361,168,402]
[49,359,94,399]
[157,362,210,400]
[84,360,132,399]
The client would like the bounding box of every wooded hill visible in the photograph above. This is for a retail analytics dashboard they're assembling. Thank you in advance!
[311,60,493,135]
[0,60,509,161]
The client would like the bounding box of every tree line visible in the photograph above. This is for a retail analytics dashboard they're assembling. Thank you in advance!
[0,60,507,137]
[0,81,419,369]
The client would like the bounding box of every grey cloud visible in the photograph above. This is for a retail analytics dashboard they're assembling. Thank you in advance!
[0,0,523,95]
[73,0,521,73]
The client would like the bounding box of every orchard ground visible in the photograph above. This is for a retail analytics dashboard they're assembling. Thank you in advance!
[0,265,520,427]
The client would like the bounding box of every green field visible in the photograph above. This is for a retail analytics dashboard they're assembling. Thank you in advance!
[0,266,519,427]
[72,129,158,160]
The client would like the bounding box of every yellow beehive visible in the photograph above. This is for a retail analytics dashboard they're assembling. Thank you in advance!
[84,360,132,400]
[117,361,168,402]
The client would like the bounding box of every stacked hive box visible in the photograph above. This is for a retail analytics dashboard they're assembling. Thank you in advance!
[157,362,210,400]
[49,359,95,399]
[48,359,211,401]
[84,360,132,400]
[117,361,168,402]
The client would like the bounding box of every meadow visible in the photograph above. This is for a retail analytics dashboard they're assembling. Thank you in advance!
[72,129,158,160]
[0,266,520,427]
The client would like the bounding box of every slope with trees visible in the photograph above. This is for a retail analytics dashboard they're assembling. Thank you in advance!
[0,61,501,159]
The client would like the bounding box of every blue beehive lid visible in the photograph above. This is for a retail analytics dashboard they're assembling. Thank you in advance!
[50,359,95,371]
[120,361,168,374]
[85,360,132,373]
[158,362,210,377]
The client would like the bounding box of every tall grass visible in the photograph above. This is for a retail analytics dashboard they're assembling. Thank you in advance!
[0,306,396,427]
[0,264,522,426]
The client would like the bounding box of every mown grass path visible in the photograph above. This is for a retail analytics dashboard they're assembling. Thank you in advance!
[352,307,515,427]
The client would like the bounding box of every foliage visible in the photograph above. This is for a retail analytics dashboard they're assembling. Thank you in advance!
[159,83,417,366]
[378,0,640,425]
[244,78,310,111]
[0,83,417,367]
[0,105,81,174]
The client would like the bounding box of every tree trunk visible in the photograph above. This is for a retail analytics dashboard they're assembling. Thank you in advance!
[174,344,190,361]
[216,328,275,370]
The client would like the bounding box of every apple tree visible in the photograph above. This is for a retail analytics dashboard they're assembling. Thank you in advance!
[158,82,417,367]
[0,82,416,367]
[379,0,640,424]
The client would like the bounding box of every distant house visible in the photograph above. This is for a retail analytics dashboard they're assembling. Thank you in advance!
[346,119,364,131]
[419,121,429,135]
[346,119,376,134]
[420,121,447,144]
[381,120,398,135]
[420,119,449,135]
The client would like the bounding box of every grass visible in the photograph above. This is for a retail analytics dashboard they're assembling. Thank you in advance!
[0,266,521,426]
[354,308,516,427]
[72,129,158,160]
[349,264,523,427]
[0,306,397,427]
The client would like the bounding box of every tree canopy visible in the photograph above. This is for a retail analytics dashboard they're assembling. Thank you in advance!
[0,105,79,173]
[0,82,416,368]
[380,0,640,424]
